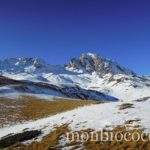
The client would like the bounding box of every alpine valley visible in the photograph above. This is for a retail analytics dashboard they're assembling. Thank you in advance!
[0,53,150,149]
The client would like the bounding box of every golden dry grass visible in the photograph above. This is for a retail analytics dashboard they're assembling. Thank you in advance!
[0,96,102,127]
[7,125,150,150]
[2,96,149,149]
[6,124,69,150]
[84,126,150,150]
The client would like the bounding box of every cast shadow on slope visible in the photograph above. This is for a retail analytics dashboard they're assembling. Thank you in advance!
[0,75,118,102]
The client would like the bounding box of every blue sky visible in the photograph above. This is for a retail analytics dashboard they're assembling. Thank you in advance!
[0,0,150,75]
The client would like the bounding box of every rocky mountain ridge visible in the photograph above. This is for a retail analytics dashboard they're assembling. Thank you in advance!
[0,53,149,101]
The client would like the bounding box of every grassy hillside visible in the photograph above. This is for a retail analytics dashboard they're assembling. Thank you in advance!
[0,96,102,127]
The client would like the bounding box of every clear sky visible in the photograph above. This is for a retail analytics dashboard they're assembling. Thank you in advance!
[0,0,150,75]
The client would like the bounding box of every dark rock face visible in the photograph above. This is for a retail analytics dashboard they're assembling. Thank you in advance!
[0,130,41,148]
[0,76,21,86]
[66,53,135,76]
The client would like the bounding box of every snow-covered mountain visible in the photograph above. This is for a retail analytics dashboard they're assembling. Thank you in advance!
[0,57,65,74]
[1,53,150,149]
[65,53,135,76]
[0,53,150,101]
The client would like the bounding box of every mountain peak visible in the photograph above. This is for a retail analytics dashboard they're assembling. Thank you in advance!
[0,54,136,76]
[82,52,97,57]
[0,57,50,74]
[65,53,136,76]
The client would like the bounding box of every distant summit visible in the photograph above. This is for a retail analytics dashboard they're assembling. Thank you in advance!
[0,53,150,101]
[0,53,135,76]
[0,57,47,73]
[65,53,135,76]
[0,57,64,74]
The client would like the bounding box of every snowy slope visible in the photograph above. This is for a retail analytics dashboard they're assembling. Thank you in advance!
[0,53,150,101]
[0,53,150,148]
[0,100,150,142]
[0,76,118,101]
